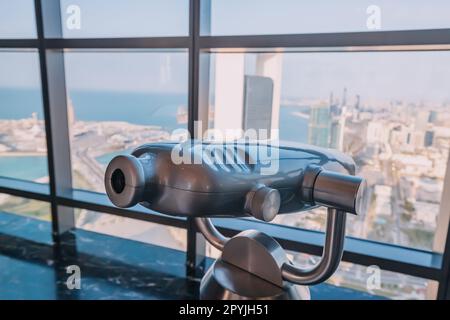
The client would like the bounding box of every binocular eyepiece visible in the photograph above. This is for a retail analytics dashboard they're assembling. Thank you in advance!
[104,142,366,220]
[105,155,146,209]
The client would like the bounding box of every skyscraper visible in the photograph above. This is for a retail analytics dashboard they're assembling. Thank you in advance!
[308,102,331,148]
[424,130,434,147]
[428,110,438,124]
[342,87,347,107]
[330,106,347,151]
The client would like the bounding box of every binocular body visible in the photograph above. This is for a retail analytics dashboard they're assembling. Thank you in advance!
[104,141,366,299]
[105,141,365,222]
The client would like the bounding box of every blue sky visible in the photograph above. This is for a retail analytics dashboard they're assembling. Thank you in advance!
[1,1,450,103]
[2,0,450,37]
[208,0,450,35]
[0,0,36,38]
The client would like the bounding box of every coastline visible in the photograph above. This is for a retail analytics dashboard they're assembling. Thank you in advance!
[0,151,46,157]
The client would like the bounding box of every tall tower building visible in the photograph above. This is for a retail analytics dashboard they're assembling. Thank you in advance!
[308,102,331,148]
[330,91,341,116]
[415,110,430,131]
[424,130,434,147]
[355,94,360,110]
[353,94,361,122]
[67,97,76,126]
[330,107,347,151]
[342,87,347,107]
[428,110,438,124]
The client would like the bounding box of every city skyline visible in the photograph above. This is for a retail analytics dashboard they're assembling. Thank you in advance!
[3,50,450,106]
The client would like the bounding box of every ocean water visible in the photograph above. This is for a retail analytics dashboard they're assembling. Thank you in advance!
[69,90,187,132]
[0,88,186,131]
[0,156,48,181]
[0,88,44,119]
[0,88,308,138]
[96,149,134,166]
[279,107,308,143]
[0,88,309,181]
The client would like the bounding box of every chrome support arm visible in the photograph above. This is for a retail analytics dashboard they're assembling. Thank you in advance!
[281,208,347,285]
[195,217,230,251]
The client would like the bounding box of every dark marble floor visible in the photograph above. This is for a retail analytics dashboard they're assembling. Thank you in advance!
[0,212,381,300]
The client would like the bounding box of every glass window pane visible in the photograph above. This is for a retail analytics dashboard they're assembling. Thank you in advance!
[74,208,187,251]
[203,50,450,251]
[59,0,189,38]
[0,50,49,185]
[202,0,450,35]
[288,251,438,300]
[0,194,51,221]
[64,50,188,193]
[205,243,437,299]
[0,0,37,38]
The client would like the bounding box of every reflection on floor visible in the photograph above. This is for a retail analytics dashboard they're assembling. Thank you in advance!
[0,211,382,300]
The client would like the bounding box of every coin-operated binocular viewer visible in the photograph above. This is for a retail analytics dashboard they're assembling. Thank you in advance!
[104,141,366,300]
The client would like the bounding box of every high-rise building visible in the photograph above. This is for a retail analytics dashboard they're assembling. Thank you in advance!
[352,94,361,122]
[355,94,360,110]
[415,110,430,131]
[330,91,341,116]
[330,118,344,150]
[366,120,387,144]
[308,102,331,148]
[429,110,438,124]
[243,75,274,136]
[425,130,434,147]
[67,97,76,125]
[342,87,347,107]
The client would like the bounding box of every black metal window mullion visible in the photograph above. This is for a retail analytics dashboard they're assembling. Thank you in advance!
[198,29,450,49]
[185,0,207,279]
[34,0,76,242]
[438,218,450,299]
[35,0,57,238]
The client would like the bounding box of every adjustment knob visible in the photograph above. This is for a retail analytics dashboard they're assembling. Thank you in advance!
[245,186,280,222]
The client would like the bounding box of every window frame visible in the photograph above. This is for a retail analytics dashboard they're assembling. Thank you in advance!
[0,0,449,299]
